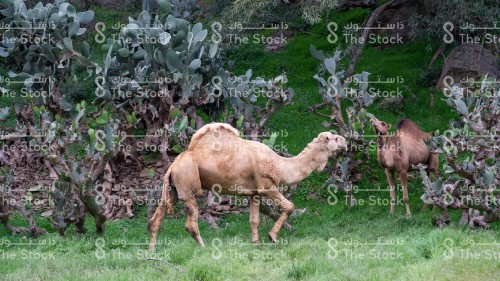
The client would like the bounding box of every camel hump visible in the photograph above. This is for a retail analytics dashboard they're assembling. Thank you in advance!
[190,123,240,144]
[396,119,426,139]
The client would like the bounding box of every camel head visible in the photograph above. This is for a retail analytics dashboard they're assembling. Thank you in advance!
[317,132,347,155]
[370,117,391,136]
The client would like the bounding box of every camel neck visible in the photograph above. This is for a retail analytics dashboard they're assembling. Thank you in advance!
[278,145,328,185]
[377,135,389,147]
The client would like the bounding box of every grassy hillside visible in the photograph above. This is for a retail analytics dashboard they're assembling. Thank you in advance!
[2,5,498,281]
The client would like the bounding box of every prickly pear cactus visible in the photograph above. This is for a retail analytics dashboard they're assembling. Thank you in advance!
[420,78,500,228]
[0,0,97,113]
[310,45,375,208]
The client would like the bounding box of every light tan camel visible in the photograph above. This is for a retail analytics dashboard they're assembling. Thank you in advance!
[148,123,347,250]
[370,118,438,218]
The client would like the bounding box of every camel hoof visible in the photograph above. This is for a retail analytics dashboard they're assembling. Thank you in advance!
[267,233,277,243]
[252,240,260,245]
[198,240,206,247]
[406,214,412,219]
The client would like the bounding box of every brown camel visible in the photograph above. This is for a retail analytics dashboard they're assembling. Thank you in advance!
[148,123,347,250]
[370,118,438,218]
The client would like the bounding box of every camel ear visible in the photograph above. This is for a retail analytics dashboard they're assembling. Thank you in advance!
[319,133,330,142]
[387,124,391,129]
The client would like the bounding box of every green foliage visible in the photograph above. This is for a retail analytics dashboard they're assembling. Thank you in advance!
[19,102,118,234]
[311,45,375,205]
[214,69,294,136]
[222,0,339,25]
[0,1,296,233]
[0,0,98,111]
[0,0,109,235]
[97,9,294,155]
[419,63,443,87]
[408,0,498,42]
[421,78,500,227]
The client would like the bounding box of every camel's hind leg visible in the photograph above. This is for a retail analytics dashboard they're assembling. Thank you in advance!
[183,198,204,247]
[170,153,204,246]
[149,187,178,251]
[174,152,204,197]
[400,171,411,218]
[261,187,294,243]
[249,195,261,244]
[385,169,396,216]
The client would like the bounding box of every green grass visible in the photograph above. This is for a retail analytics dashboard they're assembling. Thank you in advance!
[2,193,500,281]
[1,5,495,281]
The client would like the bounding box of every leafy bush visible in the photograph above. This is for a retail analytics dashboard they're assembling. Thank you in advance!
[0,0,109,235]
[0,0,97,114]
[222,0,338,25]
[420,77,499,228]
[419,63,443,87]
[0,1,295,236]
[310,45,375,207]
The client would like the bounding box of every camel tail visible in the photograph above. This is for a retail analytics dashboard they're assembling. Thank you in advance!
[162,166,175,215]
[148,166,174,234]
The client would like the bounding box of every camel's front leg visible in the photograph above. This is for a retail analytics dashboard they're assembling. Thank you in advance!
[260,203,295,232]
[249,195,261,244]
[400,171,411,218]
[384,169,396,215]
[184,198,205,247]
[262,188,294,243]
